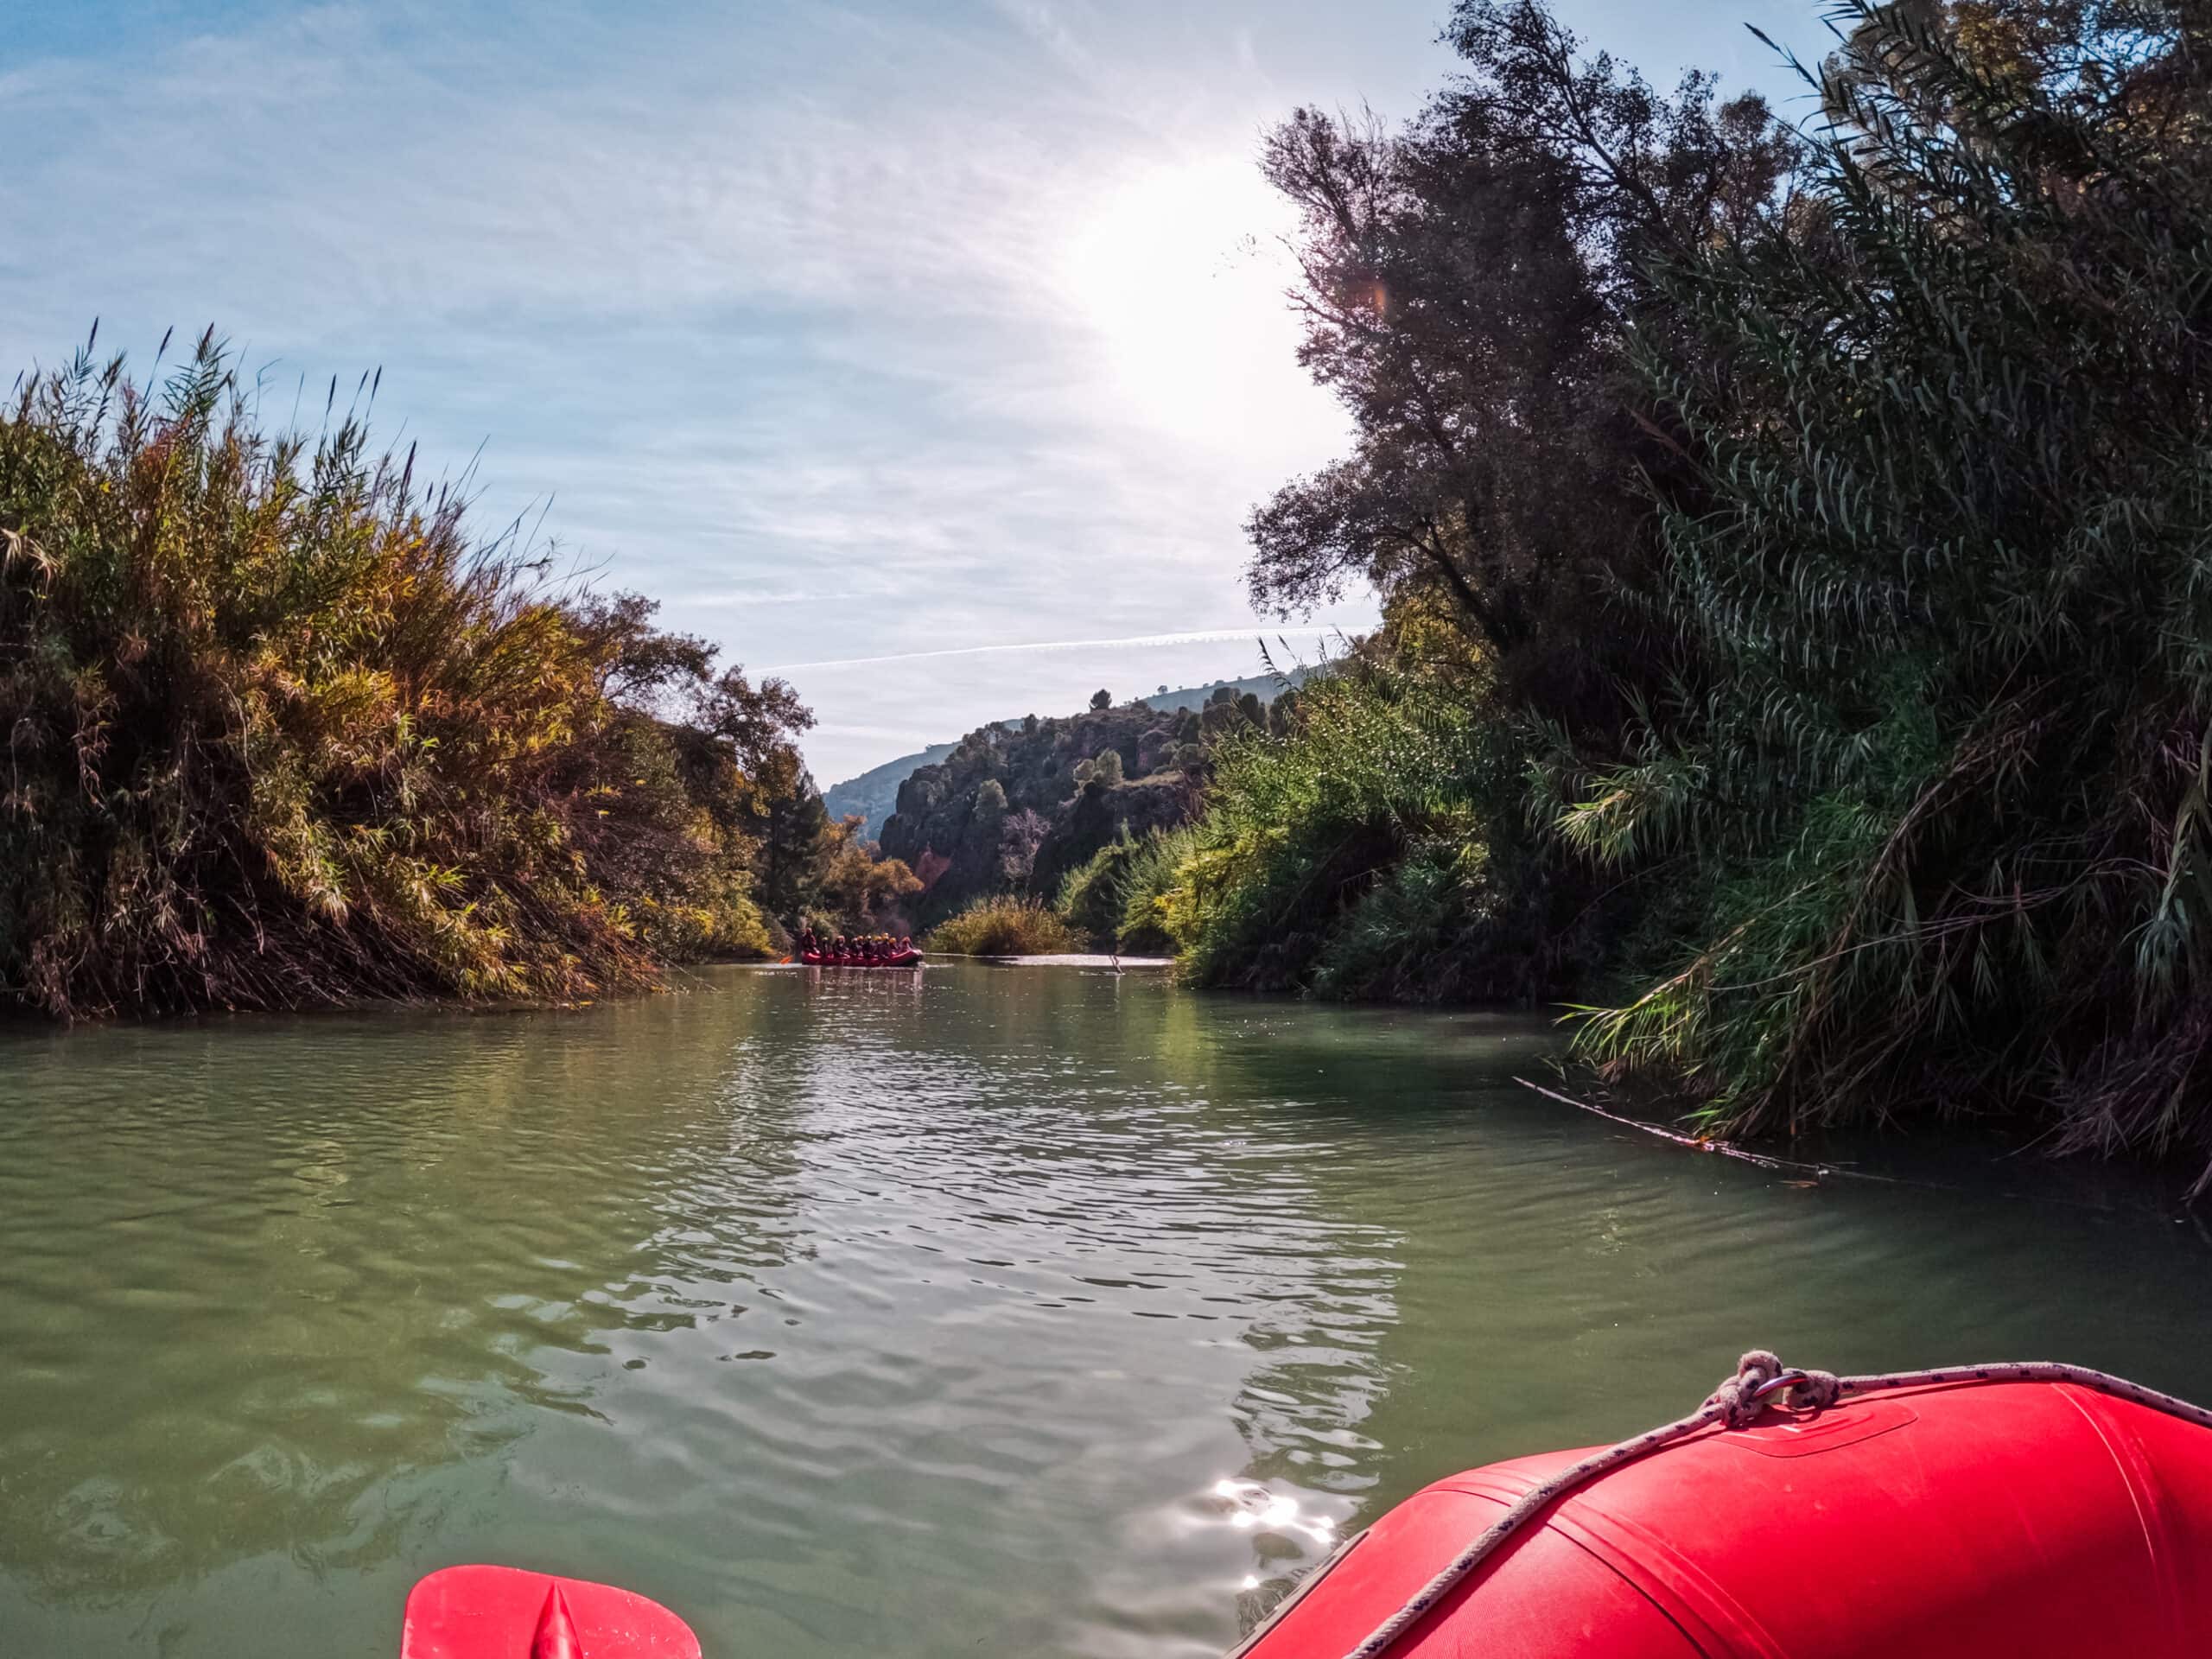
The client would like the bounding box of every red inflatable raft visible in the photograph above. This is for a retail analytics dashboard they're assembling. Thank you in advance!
[799,948,923,967]
[1234,1364,2212,1659]
[397,1357,2212,1658]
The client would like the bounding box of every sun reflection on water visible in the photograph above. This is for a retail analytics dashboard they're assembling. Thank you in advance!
[1206,1477,1341,1548]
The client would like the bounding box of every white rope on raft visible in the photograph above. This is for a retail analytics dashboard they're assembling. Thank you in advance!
[1338,1349,2212,1659]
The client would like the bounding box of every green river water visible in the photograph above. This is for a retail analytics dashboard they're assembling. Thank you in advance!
[3,960,2210,1657]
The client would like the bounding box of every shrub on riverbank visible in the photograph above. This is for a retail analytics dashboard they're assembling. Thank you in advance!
[1187,0,2212,1176]
[1055,826,1187,955]
[1560,1,2212,1172]
[0,334,828,1016]
[925,897,1076,957]
[1160,643,1611,1001]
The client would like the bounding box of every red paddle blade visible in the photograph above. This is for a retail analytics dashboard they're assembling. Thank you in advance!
[401,1566,701,1658]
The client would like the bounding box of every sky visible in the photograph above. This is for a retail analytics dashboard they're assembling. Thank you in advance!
[1,0,1823,785]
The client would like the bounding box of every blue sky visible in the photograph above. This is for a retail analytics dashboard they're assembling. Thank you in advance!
[2,0,1823,785]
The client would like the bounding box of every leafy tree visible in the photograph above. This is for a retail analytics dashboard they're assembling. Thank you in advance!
[1249,0,1794,727]
[1058,825,1192,954]
[1561,1,2212,1175]
[1090,689,1112,710]
[575,590,715,709]
[1158,0,1799,1018]
[751,784,834,925]
[694,664,811,785]
[812,818,921,932]
[1160,642,1601,999]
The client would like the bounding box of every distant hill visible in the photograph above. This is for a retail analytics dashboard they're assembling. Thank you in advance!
[821,740,961,837]
[1138,671,1303,714]
[820,669,1306,837]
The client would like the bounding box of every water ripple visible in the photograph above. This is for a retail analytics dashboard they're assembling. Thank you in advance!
[1,971,2208,1657]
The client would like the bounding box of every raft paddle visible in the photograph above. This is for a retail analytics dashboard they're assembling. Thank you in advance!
[400,1565,700,1658]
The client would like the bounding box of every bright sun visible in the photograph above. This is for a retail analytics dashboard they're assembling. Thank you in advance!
[1061,156,1343,461]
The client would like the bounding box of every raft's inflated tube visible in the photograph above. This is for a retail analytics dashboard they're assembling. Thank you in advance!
[1231,1376,2212,1659]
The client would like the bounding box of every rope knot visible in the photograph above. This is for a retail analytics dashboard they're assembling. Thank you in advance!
[1704,1351,1840,1427]
[1737,1350,1783,1389]
[1789,1368,1842,1410]
[1702,1351,1774,1427]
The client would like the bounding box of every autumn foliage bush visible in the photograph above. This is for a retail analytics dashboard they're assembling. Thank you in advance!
[0,332,821,1016]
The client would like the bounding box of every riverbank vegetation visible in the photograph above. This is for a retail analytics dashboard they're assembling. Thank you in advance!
[924,897,1078,957]
[0,336,910,1017]
[1056,823,1192,957]
[1152,0,2212,1178]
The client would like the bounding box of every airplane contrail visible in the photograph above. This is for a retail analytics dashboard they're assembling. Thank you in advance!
[766,625,1351,673]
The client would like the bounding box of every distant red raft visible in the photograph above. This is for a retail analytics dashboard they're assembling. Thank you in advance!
[1230,1376,2212,1659]
[799,948,923,967]
[400,1566,699,1658]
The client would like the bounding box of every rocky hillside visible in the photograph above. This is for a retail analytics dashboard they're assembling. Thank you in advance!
[877,686,1290,926]
[820,739,959,838]
[820,671,1306,837]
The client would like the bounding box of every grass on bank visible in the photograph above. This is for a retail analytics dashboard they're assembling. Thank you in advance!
[925,897,1077,957]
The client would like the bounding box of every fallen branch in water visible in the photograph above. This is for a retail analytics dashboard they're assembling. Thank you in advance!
[1514,1078,1872,1183]
[1512,1079,2140,1214]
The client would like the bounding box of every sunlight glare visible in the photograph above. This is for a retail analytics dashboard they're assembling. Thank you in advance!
[1061,156,1344,461]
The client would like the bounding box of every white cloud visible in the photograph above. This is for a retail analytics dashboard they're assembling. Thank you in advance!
[770,624,1349,672]
[1,0,1446,785]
